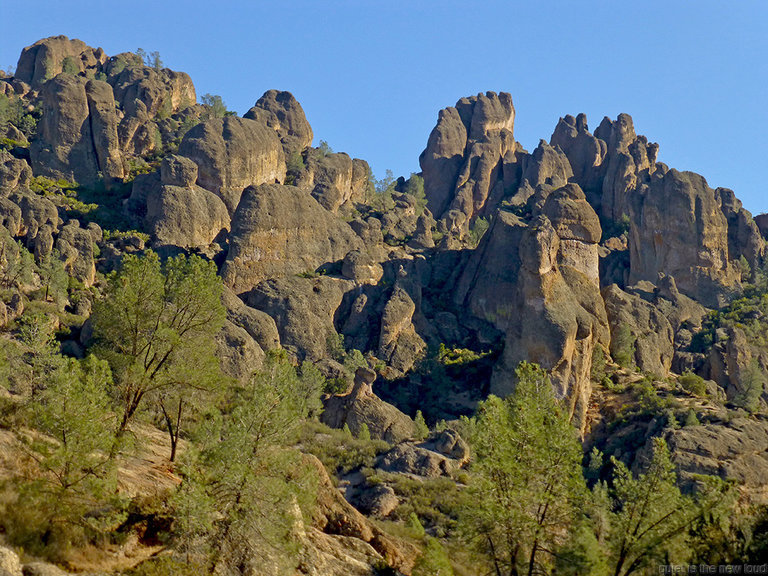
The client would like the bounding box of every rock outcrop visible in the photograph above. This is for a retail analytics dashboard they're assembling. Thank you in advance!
[244,89,313,155]
[221,183,362,293]
[420,91,517,232]
[321,368,419,443]
[295,151,370,213]
[178,116,286,215]
[455,185,609,429]
[30,76,126,187]
[143,155,230,249]
[628,169,741,307]
[15,36,107,89]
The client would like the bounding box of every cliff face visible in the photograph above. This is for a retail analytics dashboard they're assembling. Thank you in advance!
[3,34,768,576]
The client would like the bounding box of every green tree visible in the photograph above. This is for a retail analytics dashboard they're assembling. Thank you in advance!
[200,93,229,120]
[414,409,429,440]
[17,312,65,396]
[462,362,587,576]
[37,249,68,307]
[0,229,34,289]
[10,355,119,557]
[605,438,727,576]
[61,56,79,75]
[172,350,323,573]
[90,251,226,456]
[611,325,636,368]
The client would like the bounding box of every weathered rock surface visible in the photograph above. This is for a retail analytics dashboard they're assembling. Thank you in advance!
[295,151,370,213]
[420,91,517,231]
[602,284,674,376]
[322,368,419,443]
[0,150,32,195]
[306,453,417,575]
[244,275,352,361]
[455,204,609,429]
[221,183,362,293]
[244,89,313,155]
[15,36,106,89]
[30,76,125,188]
[144,155,230,249]
[221,286,281,351]
[666,418,768,492]
[215,319,265,382]
[178,117,286,214]
[0,546,22,576]
[55,221,95,287]
[628,169,740,307]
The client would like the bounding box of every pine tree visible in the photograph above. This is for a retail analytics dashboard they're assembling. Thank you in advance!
[462,362,587,576]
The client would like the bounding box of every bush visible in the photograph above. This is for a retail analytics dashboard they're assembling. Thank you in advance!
[679,370,707,397]
[611,325,636,367]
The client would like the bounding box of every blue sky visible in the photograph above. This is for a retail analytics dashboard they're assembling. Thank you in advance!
[2,1,767,214]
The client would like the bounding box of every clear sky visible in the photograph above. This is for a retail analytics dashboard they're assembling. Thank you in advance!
[2,1,767,214]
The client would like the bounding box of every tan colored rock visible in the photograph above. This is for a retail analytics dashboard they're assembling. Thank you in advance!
[215,319,265,383]
[179,117,286,215]
[0,150,32,196]
[341,250,383,285]
[602,284,674,376]
[221,286,281,351]
[420,91,517,229]
[15,36,106,89]
[628,169,740,307]
[0,546,22,576]
[321,368,419,444]
[455,211,609,430]
[295,152,371,213]
[221,183,362,293]
[30,75,124,188]
[244,89,313,154]
[378,282,426,373]
[55,221,95,287]
[245,275,352,361]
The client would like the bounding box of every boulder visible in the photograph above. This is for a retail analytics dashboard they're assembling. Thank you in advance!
[55,221,95,287]
[295,151,370,213]
[221,183,363,293]
[244,275,352,361]
[244,89,313,154]
[144,157,230,250]
[0,546,22,576]
[215,319,265,383]
[15,36,106,89]
[321,367,419,443]
[353,483,399,518]
[221,286,281,351]
[376,443,460,478]
[178,116,286,215]
[0,149,32,196]
[341,250,383,285]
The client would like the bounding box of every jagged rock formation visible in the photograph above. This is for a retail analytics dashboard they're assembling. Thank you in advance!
[322,368,419,443]
[15,36,107,89]
[420,91,517,233]
[455,184,609,429]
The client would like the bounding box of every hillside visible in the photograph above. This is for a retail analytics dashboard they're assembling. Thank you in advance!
[0,36,767,575]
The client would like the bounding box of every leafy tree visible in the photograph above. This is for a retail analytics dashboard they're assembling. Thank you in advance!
[136,48,163,70]
[17,312,65,396]
[611,325,636,368]
[200,93,230,120]
[90,251,225,455]
[462,362,587,576]
[317,139,333,156]
[404,173,427,215]
[172,350,323,573]
[734,358,764,413]
[414,409,429,440]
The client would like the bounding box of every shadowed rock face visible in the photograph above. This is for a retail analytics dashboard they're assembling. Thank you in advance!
[420,91,517,232]
[628,169,741,307]
[178,117,286,215]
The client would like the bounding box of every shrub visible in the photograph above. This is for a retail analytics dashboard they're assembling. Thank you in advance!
[679,370,707,397]
[611,325,636,367]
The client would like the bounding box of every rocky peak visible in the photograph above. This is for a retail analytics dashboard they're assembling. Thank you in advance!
[15,36,107,89]
[244,89,313,155]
